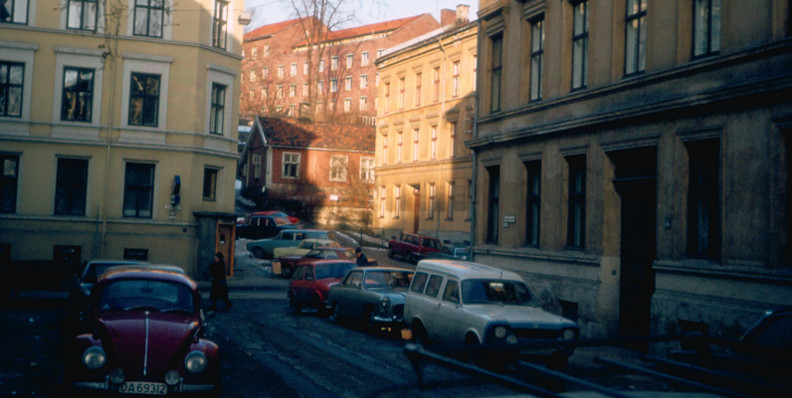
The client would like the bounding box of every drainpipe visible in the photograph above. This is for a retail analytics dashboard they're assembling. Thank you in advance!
[437,37,447,240]
[100,14,121,258]
[469,19,483,261]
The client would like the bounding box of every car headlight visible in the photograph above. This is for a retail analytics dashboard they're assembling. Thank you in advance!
[494,326,508,339]
[379,297,391,310]
[165,370,181,386]
[82,346,106,370]
[184,351,207,374]
[562,328,576,341]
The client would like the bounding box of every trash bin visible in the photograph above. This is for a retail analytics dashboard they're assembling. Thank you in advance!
[271,259,282,275]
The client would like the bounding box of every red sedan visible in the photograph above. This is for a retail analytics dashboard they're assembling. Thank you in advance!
[66,267,220,396]
[288,259,357,314]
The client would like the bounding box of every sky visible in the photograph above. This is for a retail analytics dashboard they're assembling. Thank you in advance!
[242,0,478,32]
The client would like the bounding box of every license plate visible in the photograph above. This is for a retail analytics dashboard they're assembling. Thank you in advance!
[119,381,167,395]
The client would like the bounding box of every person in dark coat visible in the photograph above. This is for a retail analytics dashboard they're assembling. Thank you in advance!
[208,252,232,311]
[355,247,370,267]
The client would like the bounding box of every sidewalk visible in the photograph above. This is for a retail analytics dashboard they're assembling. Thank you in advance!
[197,240,285,291]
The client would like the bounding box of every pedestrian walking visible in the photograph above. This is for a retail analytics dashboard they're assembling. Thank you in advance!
[355,247,370,267]
[208,252,232,311]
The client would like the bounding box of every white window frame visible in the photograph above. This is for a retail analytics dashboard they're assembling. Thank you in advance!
[329,155,348,182]
[53,46,105,127]
[361,52,369,66]
[282,152,301,179]
[0,41,36,125]
[206,63,234,136]
[126,0,173,40]
[120,53,171,130]
[360,157,374,182]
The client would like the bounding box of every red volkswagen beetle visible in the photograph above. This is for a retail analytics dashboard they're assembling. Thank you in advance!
[66,267,220,397]
[288,259,357,314]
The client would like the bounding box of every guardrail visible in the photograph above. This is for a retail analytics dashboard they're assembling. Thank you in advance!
[326,212,390,248]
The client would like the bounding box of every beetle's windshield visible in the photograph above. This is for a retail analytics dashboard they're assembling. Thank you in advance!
[99,279,194,313]
[461,279,532,305]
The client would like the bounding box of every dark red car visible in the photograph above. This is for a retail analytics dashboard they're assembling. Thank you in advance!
[288,259,357,314]
[276,246,357,278]
[66,267,220,396]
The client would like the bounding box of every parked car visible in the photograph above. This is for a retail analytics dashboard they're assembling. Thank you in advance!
[387,233,442,263]
[65,267,220,396]
[236,214,298,240]
[251,210,300,224]
[275,247,357,278]
[426,242,470,261]
[272,238,341,259]
[327,267,414,335]
[73,259,150,299]
[246,229,336,260]
[404,259,579,369]
[288,259,357,314]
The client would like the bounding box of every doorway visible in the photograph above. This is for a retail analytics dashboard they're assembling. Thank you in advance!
[610,147,657,340]
[216,223,235,277]
[412,186,421,233]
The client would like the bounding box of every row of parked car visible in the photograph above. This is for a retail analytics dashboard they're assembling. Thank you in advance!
[65,260,221,396]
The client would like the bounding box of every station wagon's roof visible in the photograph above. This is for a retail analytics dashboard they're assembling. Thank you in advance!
[415,259,523,281]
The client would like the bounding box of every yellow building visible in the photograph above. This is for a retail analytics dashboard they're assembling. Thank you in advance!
[473,0,792,339]
[374,6,476,244]
[0,1,248,276]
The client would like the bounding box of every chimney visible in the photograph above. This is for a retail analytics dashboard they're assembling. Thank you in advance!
[440,9,455,26]
[456,4,470,23]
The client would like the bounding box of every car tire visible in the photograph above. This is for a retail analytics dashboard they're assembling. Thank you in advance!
[282,266,293,279]
[387,247,394,258]
[412,320,431,347]
[252,247,264,259]
[329,303,341,324]
[288,295,301,314]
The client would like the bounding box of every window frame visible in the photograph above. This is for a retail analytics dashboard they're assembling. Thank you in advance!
[529,15,544,101]
[123,162,155,219]
[693,0,721,58]
[566,155,586,249]
[525,160,541,247]
[209,82,226,135]
[66,0,98,31]
[0,0,30,25]
[329,155,348,182]
[282,152,301,179]
[0,60,25,118]
[60,66,95,123]
[127,72,161,127]
[625,0,647,75]
[686,139,721,259]
[571,0,589,91]
[132,0,166,38]
[489,34,503,112]
[55,157,89,216]
[360,157,375,182]
[212,0,228,49]
[202,167,219,201]
[0,154,19,213]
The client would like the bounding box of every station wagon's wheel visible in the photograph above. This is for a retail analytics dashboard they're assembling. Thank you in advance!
[252,247,264,259]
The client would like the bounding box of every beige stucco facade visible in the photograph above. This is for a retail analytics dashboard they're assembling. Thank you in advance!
[374,14,477,244]
[472,0,792,340]
[0,1,246,276]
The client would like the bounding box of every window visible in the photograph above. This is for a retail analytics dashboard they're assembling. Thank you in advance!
[252,154,261,179]
[1,0,29,24]
[413,129,420,162]
[289,84,296,97]
[290,63,297,77]
[249,70,256,82]
[360,74,368,89]
[394,185,401,218]
[427,183,435,219]
[361,52,369,66]
[346,54,353,68]
[442,280,459,303]
[133,0,165,38]
[345,76,352,91]
[330,155,348,182]
[317,80,323,93]
[250,47,257,58]
[203,167,218,201]
[54,158,88,216]
[343,98,351,112]
[330,78,338,92]
[302,82,308,96]
[448,123,455,158]
[264,45,269,56]
[276,84,283,98]
[384,82,390,113]
[123,163,155,218]
[433,67,441,103]
[288,104,295,116]
[625,0,647,75]
[319,59,325,72]
[490,35,503,111]
[359,96,367,111]
[397,131,403,163]
[486,166,500,244]
[530,16,544,101]
[61,67,94,122]
[67,0,98,31]
[210,83,226,135]
[379,186,386,217]
[525,160,541,246]
[431,126,437,160]
[399,77,405,109]
[360,157,374,181]
[1,155,19,213]
[414,72,422,106]
[331,56,338,71]
[572,1,589,90]
[425,275,443,297]
[382,133,388,165]
[693,0,721,57]
[686,139,720,259]
[282,152,300,179]
[567,155,586,248]
[212,0,228,49]
[128,73,160,127]
[262,66,268,79]
[452,61,460,97]
[0,61,24,117]
[277,65,284,78]
[446,181,454,219]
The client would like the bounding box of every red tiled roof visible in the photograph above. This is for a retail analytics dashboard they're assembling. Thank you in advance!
[257,117,374,152]
[244,17,320,40]
[294,14,427,47]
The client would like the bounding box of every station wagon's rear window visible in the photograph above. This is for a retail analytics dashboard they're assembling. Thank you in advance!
[461,280,532,305]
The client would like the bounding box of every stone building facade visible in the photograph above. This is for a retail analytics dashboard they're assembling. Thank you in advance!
[374,6,477,244]
[472,0,792,340]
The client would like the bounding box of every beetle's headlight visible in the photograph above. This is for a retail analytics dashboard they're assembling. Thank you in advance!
[82,346,106,370]
[184,351,207,374]
[165,370,181,386]
[494,326,508,339]
[562,329,576,341]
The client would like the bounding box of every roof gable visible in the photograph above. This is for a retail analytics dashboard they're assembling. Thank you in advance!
[257,117,375,152]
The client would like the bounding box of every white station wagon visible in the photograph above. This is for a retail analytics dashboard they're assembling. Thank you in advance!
[404,259,579,368]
